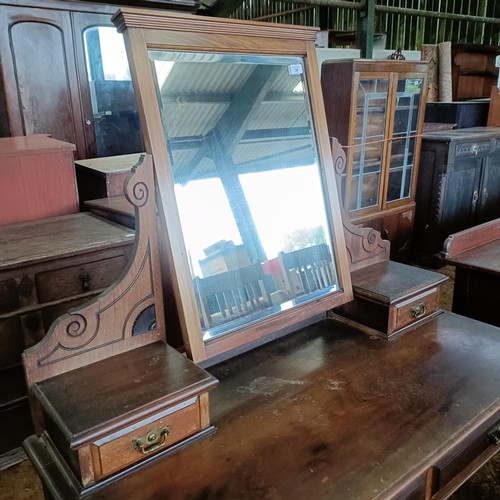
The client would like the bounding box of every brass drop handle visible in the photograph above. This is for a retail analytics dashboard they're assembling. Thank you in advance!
[132,424,170,454]
[410,303,427,319]
[18,276,34,297]
[488,422,500,445]
[472,190,479,210]
[79,271,91,291]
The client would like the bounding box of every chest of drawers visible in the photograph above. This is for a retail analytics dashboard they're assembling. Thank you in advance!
[0,213,134,455]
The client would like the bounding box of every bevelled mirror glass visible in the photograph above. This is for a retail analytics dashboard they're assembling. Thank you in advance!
[115,10,352,363]
[149,50,338,340]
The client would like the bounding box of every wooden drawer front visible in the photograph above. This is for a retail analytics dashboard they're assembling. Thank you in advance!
[91,397,201,480]
[0,399,34,455]
[36,254,128,303]
[389,287,440,333]
[0,315,23,369]
[0,278,19,314]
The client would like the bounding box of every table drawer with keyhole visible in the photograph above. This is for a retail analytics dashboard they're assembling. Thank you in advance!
[35,253,129,303]
[0,213,135,454]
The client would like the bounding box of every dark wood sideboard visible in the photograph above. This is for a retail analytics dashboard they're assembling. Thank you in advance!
[414,127,500,262]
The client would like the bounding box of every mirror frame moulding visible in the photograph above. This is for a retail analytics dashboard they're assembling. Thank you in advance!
[113,8,353,364]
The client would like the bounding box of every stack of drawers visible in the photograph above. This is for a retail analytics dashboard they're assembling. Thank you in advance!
[0,213,134,455]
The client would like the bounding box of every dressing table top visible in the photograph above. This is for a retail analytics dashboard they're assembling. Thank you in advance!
[28,311,500,499]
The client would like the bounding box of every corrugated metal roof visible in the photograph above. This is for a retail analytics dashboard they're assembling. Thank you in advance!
[150,52,317,182]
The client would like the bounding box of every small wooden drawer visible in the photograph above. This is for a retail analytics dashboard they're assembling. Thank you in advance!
[0,316,24,369]
[36,254,129,303]
[333,261,447,340]
[91,397,202,481]
[33,342,218,490]
[389,287,441,334]
[0,279,19,314]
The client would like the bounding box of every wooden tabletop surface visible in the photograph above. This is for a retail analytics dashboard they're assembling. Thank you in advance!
[0,213,135,270]
[80,312,500,500]
[74,153,143,173]
[445,239,500,275]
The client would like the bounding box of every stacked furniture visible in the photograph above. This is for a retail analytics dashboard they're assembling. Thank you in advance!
[19,9,500,500]
[0,136,134,457]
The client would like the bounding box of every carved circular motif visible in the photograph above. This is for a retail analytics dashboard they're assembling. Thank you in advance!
[334,155,346,175]
[66,314,88,338]
[130,181,149,208]
[361,229,378,252]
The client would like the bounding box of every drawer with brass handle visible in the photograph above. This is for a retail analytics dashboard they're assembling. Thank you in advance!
[36,253,129,303]
[90,397,202,481]
[390,287,441,334]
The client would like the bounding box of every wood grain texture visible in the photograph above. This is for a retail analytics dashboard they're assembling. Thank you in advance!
[85,196,135,229]
[443,226,500,327]
[0,213,134,272]
[442,217,500,259]
[25,313,500,499]
[113,7,318,40]
[34,342,216,445]
[0,135,78,225]
[349,260,448,304]
[22,155,165,387]
[0,6,87,157]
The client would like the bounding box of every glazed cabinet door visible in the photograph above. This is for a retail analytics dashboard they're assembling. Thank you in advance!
[0,5,87,157]
[0,5,143,159]
[72,12,143,158]
[348,74,390,213]
[385,75,425,205]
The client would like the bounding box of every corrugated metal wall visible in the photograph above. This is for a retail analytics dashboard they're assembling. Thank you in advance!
[230,0,500,49]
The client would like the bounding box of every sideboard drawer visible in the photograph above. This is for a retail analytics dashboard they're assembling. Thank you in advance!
[0,279,19,314]
[390,287,441,333]
[91,397,202,481]
[0,316,23,368]
[36,254,129,303]
[0,213,134,454]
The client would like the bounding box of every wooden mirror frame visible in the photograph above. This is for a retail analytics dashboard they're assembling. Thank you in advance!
[113,8,353,364]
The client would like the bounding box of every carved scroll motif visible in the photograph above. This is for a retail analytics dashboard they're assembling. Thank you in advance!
[23,155,166,387]
[330,137,390,271]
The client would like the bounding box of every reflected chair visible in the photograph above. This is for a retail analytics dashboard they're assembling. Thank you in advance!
[278,243,335,297]
[193,263,272,329]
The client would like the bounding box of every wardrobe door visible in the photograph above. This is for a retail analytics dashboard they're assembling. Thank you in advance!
[72,12,143,158]
[0,6,87,158]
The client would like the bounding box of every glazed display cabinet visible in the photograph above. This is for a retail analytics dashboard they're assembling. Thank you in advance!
[321,59,428,259]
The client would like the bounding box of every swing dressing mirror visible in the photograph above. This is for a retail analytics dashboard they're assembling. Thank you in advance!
[114,9,352,363]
